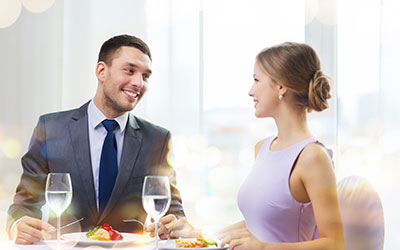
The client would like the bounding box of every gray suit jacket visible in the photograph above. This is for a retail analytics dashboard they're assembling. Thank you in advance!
[7,101,185,235]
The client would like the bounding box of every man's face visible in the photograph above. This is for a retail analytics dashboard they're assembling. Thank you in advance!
[96,46,152,117]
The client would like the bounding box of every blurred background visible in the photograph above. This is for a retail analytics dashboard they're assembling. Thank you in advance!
[0,0,399,248]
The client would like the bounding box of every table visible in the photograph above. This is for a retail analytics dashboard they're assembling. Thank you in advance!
[0,240,157,250]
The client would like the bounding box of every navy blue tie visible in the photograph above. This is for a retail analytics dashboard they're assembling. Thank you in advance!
[99,119,119,215]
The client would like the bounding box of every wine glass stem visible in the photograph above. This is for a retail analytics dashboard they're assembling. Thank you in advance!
[155,218,159,250]
[57,213,61,245]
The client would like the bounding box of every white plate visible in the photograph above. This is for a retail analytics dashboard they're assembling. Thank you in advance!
[159,239,228,250]
[61,232,154,246]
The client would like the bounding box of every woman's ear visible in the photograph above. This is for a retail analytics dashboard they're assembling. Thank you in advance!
[278,85,288,97]
[96,61,106,82]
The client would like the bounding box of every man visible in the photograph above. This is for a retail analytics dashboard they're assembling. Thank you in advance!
[7,34,185,244]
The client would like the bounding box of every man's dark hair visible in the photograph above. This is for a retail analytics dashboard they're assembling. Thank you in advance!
[98,34,152,65]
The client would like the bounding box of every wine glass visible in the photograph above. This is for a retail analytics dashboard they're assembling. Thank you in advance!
[142,176,171,249]
[45,173,73,245]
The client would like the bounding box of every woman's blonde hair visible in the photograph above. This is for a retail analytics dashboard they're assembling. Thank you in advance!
[256,42,331,112]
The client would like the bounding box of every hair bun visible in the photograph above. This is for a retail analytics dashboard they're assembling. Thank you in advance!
[307,70,331,112]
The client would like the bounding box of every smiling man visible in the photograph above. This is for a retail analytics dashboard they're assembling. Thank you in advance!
[7,34,185,244]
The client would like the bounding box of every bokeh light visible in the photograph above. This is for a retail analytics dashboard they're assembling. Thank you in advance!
[206,146,221,166]
[0,0,22,28]
[3,138,21,159]
[21,0,55,13]
[166,150,175,168]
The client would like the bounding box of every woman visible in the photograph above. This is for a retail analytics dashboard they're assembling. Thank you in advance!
[148,42,345,250]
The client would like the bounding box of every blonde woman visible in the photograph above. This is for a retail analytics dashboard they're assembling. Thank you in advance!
[150,42,344,250]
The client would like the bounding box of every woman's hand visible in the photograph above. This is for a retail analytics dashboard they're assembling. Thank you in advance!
[220,227,265,250]
[145,214,201,239]
[217,220,246,237]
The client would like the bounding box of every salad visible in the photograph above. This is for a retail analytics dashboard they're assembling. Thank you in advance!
[86,224,123,241]
[175,238,218,248]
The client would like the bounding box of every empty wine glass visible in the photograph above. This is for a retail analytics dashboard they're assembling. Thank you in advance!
[45,173,73,245]
[142,176,171,249]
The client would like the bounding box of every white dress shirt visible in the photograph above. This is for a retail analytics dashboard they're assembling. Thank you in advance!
[87,100,129,210]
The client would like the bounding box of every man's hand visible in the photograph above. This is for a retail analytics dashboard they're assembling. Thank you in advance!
[12,216,55,244]
[145,214,201,239]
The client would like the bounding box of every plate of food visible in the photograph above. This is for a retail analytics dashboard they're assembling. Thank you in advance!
[159,238,228,249]
[61,224,154,246]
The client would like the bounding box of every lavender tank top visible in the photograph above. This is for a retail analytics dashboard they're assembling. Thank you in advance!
[237,136,333,243]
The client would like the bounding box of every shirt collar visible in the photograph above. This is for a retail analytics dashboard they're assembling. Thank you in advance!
[88,99,129,133]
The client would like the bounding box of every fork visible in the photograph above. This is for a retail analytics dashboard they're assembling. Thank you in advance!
[123,218,170,238]
[47,217,84,233]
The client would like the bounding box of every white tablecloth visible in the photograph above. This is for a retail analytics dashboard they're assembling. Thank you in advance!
[1,240,157,250]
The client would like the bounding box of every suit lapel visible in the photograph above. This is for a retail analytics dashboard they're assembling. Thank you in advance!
[98,113,142,223]
[69,102,99,222]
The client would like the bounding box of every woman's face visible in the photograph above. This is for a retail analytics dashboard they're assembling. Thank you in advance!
[249,61,280,118]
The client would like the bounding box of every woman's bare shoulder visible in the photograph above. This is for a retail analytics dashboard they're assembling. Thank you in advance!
[254,138,267,158]
[297,142,335,182]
